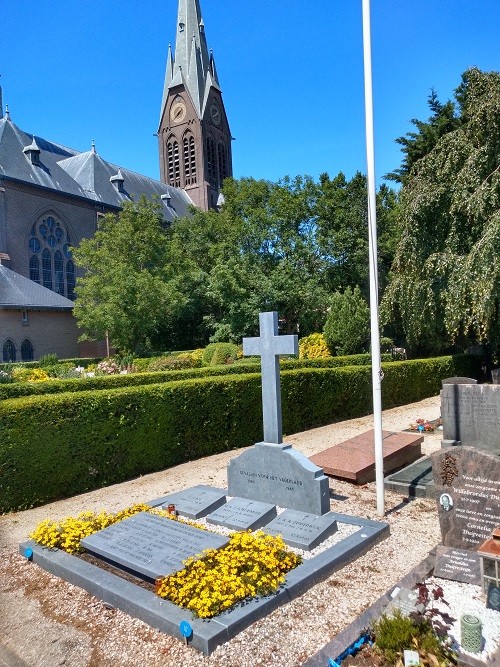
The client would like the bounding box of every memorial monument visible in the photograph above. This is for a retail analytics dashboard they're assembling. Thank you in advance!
[227,311,331,515]
[20,311,389,654]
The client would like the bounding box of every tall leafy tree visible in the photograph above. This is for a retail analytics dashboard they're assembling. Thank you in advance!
[382,68,500,357]
[73,197,181,353]
[385,89,461,185]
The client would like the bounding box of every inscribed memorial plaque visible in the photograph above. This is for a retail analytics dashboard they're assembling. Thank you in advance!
[263,508,338,550]
[206,497,277,531]
[441,383,500,453]
[81,512,228,582]
[431,447,500,549]
[228,442,330,515]
[147,485,227,519]
[434,546,481,585]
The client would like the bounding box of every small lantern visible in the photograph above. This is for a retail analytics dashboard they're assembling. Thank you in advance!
[477,526,500,597]
[167,503,177,516]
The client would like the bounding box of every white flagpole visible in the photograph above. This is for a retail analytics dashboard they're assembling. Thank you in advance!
[362,0,385,516]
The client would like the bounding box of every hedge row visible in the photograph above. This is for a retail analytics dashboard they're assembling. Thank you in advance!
[0,357,101,372]
[0,353,392,400]
[0,354,480,512]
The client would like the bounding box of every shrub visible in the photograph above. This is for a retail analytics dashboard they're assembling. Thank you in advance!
[11,367,49,383]
[202,342,239,366]
[298,333,331,359]
[0,353,481,511]
[0,370,12,384]
[324,286,370,356]
[95,358,120,375]
[373,609,455,666]
[147,355,197,371]
[39,353,59,367]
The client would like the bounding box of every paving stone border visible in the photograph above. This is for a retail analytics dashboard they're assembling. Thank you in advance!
[19,513,388,656]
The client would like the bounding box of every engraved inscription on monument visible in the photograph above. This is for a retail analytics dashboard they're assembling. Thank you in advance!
[147,485,227,519]
[434,546,481,585]
[263,508,338,550]
[441,383,500,453]
[206,498,277,531]
[81,512,229,582]
[431,447,500,549]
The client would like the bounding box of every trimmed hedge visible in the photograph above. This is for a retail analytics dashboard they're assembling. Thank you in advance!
[0,353,393,401]
[0,354,480,512]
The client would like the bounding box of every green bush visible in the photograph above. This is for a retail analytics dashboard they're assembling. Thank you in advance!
[39,353,59,367]
[0,353,480,511]
[324,286,370,355]
[202,342,240,366]
[147,356,197,371]
[0,354,392,400]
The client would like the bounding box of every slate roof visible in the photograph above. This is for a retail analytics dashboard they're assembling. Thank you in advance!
[0,115,193,223]
[0,264,74,311]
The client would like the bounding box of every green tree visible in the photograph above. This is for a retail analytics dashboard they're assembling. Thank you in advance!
[73,197,181,353]
[323,286,370,356]
[382,68,500,357]
[385,89,461,185]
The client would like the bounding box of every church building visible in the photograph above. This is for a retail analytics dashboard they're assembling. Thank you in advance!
[0,0,232,362]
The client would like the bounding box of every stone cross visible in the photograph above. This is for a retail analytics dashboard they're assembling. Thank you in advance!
[243,311,298,444]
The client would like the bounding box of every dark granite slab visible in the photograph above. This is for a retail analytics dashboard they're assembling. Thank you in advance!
[81,512,229,582]
[206,497,277,531]
[431,447,500,549]
[146,485,227,519]
[434,546,481,585]
[263,509,338,551]
[384,456,435,498]
[441,383,500,452]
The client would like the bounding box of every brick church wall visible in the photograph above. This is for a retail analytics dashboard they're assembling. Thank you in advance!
[1,309,79,361]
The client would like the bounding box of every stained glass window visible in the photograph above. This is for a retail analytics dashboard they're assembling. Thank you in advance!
[2,339,16,362]
[21,339,34,362]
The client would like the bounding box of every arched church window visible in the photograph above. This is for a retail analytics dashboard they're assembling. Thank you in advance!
[21,339,34,362]
[28,214,74,298]
[183,134,197,185]
[207,137,217,187]
[54,251,64,295]
[3,339,16,362]
[66,261,76,301]
[167,140,180,187]
[29,255,40,283]
[42,248,52,290]
[218,143,227,187]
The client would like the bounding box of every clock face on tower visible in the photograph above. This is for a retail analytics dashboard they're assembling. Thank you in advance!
[210,103,221,126]
[170,102,187,124]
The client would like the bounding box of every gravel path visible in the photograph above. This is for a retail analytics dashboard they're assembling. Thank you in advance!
[0,395,443,667]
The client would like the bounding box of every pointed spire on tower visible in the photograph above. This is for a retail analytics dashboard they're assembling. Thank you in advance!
[159,0,212,123]
[4,105,10,121]
[0,82,3,119]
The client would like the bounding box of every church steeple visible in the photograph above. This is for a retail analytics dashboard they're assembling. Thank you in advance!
[158,0,232,211]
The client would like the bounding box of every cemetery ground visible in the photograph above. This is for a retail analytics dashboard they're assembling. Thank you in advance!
[0,395,485,667]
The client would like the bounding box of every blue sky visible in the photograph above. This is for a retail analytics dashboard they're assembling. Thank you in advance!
[2,1,499,187]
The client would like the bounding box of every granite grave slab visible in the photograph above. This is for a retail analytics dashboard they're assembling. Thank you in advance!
[81,511,229,582]
[147,484,227,519]
[384,456,435,498]
[206,498,277,531]
[21,507,389,655]
[441,382,500,453]
[228,442,330,515]
[310,430,423,485]
[263,508,338,551]
[431,447,500,549]
[434,546,482,585]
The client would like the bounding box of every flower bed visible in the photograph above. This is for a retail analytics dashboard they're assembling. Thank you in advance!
[30,505,301,619]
